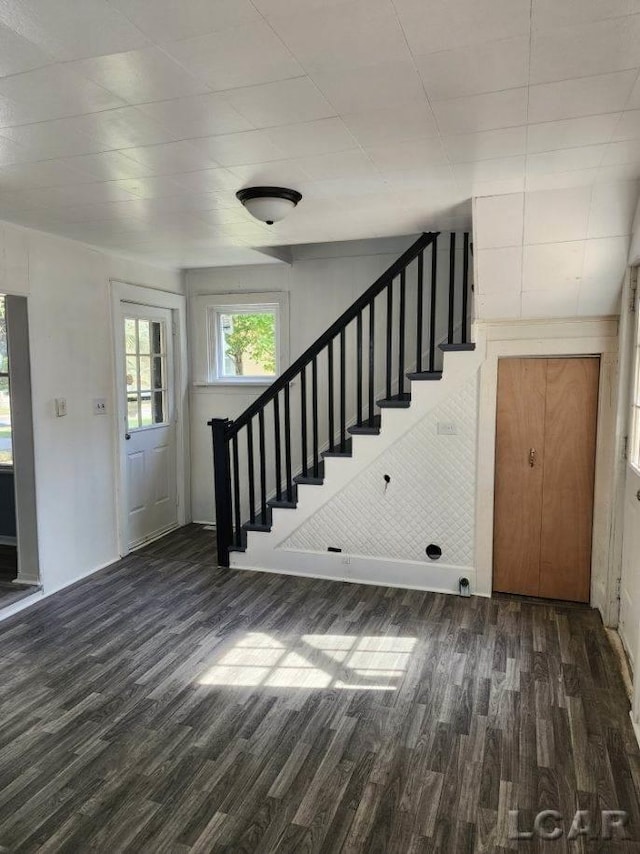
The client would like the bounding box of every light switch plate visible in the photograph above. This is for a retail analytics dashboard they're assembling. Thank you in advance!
[437,421,457,435]
[93,397,107,415]
[55,398,67,417]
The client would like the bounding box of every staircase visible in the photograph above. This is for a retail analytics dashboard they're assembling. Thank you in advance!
[210,232,475,575]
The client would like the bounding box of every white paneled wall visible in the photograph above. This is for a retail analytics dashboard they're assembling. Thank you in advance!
[473,181,639,319]
[282,376,477,567]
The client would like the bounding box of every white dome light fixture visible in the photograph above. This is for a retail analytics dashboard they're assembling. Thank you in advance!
[236,186,302,225]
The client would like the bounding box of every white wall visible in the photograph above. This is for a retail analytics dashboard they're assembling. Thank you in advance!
[187,235,468,523]
[629,193,640,265]
[616,202,640,664]
[473,181,638,319]
[0,221,182,597]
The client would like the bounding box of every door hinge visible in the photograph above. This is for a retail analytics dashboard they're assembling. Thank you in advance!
[616,576,621,601]
[623,435,629,460]
[172,321,178,336]
[630,267,638,312]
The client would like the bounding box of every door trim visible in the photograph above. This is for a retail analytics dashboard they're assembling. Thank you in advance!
[110,280,189,557]
[474,318,620,618]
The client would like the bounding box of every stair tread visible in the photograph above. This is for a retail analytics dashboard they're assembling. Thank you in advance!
[323,438,353,458]
[377,394,411,408]
[407,370,443,381]
[348,415,381,435]
[243,520,271,533]
[294,460,325,485]
[439,342,475,352]
[268,497,297,509]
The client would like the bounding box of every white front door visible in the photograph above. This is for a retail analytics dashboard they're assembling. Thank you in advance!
[121,304,178,549]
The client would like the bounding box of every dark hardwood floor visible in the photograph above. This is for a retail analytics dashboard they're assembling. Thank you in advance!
[0,524,639,852]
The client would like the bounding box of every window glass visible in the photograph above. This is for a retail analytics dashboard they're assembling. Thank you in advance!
[124,316,168,431]
[216,310,277,379]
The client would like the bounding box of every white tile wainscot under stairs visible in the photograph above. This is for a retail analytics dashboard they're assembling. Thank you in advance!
[231,335,484,594]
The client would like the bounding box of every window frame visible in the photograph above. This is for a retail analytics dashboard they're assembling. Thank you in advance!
[192,292,289,387]
[210,303,280,384]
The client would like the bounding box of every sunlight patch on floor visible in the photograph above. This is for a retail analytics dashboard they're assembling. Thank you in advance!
[198,633,417,691]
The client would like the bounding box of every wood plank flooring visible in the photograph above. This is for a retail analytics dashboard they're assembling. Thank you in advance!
[0,524,639,852]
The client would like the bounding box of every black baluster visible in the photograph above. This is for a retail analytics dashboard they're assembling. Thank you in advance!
[340,328,346,452]
[368,300,375,426]
[386,279,393,399]
[300,366,308,477]
[328,339,334,452]
[429,235,438,372]
[211,417,232,567]
[356,312,363,426]
[284,385,292,502]
[273,393,282,502]
[231,432,241,546]
[258,408,267,525]
[448,232,456,344]
[312,355,319,477]
[246,419,255,524]
[462,232,470,344]
[398,269,406,397]
[416,250,424,373]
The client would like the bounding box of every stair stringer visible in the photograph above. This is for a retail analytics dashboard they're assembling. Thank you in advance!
[230,334,485,594]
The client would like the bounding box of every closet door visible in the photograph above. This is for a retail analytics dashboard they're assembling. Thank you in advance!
[538,358,599,602]
[493,358,548,596]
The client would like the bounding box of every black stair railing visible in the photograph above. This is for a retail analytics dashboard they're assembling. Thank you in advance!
[210,231,473,567]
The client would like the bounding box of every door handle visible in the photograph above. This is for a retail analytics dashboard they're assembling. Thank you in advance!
[125,433,131,440]
[529,448,537,467]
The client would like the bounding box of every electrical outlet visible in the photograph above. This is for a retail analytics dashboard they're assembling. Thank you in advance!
[437,421,457,435]
[93,398,107,415]
[54,398,67,417]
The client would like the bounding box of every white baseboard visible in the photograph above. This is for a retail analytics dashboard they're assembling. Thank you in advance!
[0,589,44,621]
[232,547,484,597]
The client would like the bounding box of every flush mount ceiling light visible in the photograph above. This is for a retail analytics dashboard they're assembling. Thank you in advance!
[236,186,302,225]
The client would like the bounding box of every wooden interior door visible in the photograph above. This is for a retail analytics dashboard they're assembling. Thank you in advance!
[493,358,547,596]
[493,357,599,602]
[538,358,599,601]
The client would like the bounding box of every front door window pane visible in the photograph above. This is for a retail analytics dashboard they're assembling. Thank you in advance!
[125,317,169,431]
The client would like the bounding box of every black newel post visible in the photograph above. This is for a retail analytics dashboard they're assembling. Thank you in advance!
[210,417,233,567]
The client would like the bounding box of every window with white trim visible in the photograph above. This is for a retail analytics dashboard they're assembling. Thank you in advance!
[213,306,277,380]
[193,292,289,385]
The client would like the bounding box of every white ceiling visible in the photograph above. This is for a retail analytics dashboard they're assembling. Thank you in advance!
[0,0,639,268]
